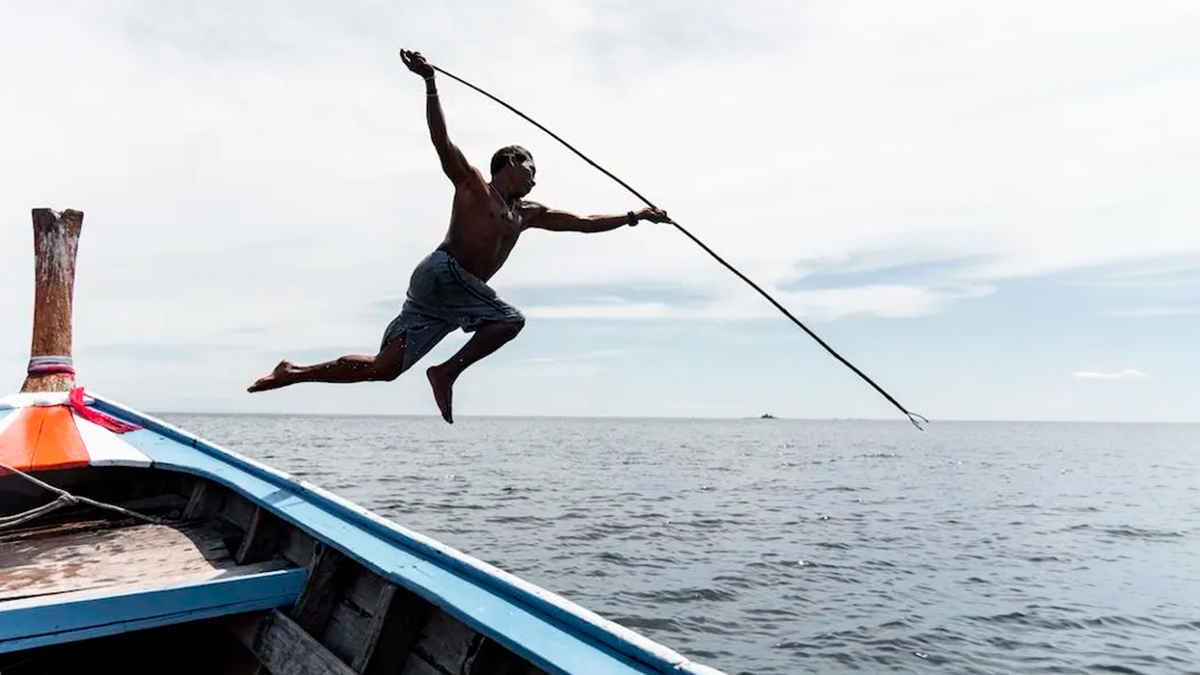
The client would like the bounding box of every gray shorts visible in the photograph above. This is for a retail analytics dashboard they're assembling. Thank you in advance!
[381,249,524,371]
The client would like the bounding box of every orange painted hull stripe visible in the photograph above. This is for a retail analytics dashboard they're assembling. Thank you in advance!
[0,407,89,472]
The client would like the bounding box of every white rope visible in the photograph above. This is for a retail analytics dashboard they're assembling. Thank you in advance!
[0,494,76,528]
[0,462,165,531]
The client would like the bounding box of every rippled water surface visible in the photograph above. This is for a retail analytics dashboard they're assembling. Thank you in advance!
[163,415,1200,675]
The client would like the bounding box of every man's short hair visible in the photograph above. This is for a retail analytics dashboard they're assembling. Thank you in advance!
[490,145,533,176]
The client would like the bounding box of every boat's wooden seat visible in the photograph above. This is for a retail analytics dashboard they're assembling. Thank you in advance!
[0,517,306,654]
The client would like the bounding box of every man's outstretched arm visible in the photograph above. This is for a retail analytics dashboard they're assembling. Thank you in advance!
[401,50,474,186]
[521,204,671,233]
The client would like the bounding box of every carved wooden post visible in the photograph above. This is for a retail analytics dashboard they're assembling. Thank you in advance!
[21,208,84,393]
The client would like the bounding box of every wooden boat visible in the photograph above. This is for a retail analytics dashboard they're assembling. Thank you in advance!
[0,208,728,675]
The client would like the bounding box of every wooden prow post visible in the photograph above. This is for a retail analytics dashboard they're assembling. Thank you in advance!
[21,208,84,394]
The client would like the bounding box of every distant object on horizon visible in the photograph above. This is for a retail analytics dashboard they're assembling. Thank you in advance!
[760,413,776,419]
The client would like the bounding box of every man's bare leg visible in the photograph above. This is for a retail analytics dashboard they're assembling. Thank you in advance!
[426,320,523,423]
[247,336,408,393]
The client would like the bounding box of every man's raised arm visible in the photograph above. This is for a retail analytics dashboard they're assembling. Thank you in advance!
[521,204,671,233]
[401,50,473,186]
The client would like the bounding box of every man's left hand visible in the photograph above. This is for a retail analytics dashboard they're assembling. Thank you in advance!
[635,207,671,225]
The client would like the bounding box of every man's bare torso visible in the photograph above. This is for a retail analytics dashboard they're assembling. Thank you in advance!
[436,170,529,282]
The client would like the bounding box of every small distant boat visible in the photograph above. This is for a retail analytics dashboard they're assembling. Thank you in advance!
[759,414,776,420]
[1,208,728,675]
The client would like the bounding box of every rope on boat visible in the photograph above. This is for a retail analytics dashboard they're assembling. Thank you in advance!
[421,57,930,429]
[0,462,165,532]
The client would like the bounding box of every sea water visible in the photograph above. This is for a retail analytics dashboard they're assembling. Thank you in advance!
[163,415,1200,675]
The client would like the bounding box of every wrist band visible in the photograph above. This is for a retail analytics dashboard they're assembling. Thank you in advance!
[626,211,637,226]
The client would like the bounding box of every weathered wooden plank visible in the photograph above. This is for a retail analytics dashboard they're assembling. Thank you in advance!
[322,595,373,664]
[329,568,424,671]
[362,587,432,675]
[217,619,266,675]
[231,609,358,675]
[464,637,534,675]
[162,469,198,500]
[289,542,357,636]
[183,479,225,519]
[279,525,318,568]
[122,467,171,501]
[0,517,121,544]
[236,505,285,565]
[410,607,481,675]
[0,522,234,601]
[119,492,189,517]
[350,583,397,672]
[345,566,390,613]
[220,490,257,531]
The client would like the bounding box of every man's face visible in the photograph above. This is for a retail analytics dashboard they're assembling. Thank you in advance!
[512,156,536,196]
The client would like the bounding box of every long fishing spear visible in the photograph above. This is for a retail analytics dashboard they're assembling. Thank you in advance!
[409,51,929,430]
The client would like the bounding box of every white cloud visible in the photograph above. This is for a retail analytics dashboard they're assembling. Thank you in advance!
[1072,369,1149,380]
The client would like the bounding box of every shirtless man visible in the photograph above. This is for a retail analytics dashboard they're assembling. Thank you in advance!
[246,50,670,423]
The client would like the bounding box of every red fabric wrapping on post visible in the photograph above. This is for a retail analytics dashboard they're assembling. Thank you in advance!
[68,388,141,434]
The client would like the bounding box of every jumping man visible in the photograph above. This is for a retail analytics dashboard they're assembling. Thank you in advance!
[246,50,670,423]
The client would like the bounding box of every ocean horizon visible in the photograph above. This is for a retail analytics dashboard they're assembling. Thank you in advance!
[144,411,1200,425]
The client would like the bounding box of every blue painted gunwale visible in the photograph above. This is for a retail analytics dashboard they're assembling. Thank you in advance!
[0,567,306,655]
[86,392,728,675]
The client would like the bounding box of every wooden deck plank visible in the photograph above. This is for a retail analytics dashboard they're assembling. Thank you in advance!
[0,521,235,601]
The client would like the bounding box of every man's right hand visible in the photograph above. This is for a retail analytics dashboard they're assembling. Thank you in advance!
[400,49,435,79]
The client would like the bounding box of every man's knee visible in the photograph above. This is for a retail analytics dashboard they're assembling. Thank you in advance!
[374,364,405,382]
[371,335,409,381]
[496,316,525,340]
[370,353,408,382]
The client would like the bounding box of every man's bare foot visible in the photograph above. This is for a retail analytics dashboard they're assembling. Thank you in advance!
[426,365,456,423]
[247,360,298,393]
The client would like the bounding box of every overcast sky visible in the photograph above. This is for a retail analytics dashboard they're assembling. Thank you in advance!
[2,0,1197,422]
